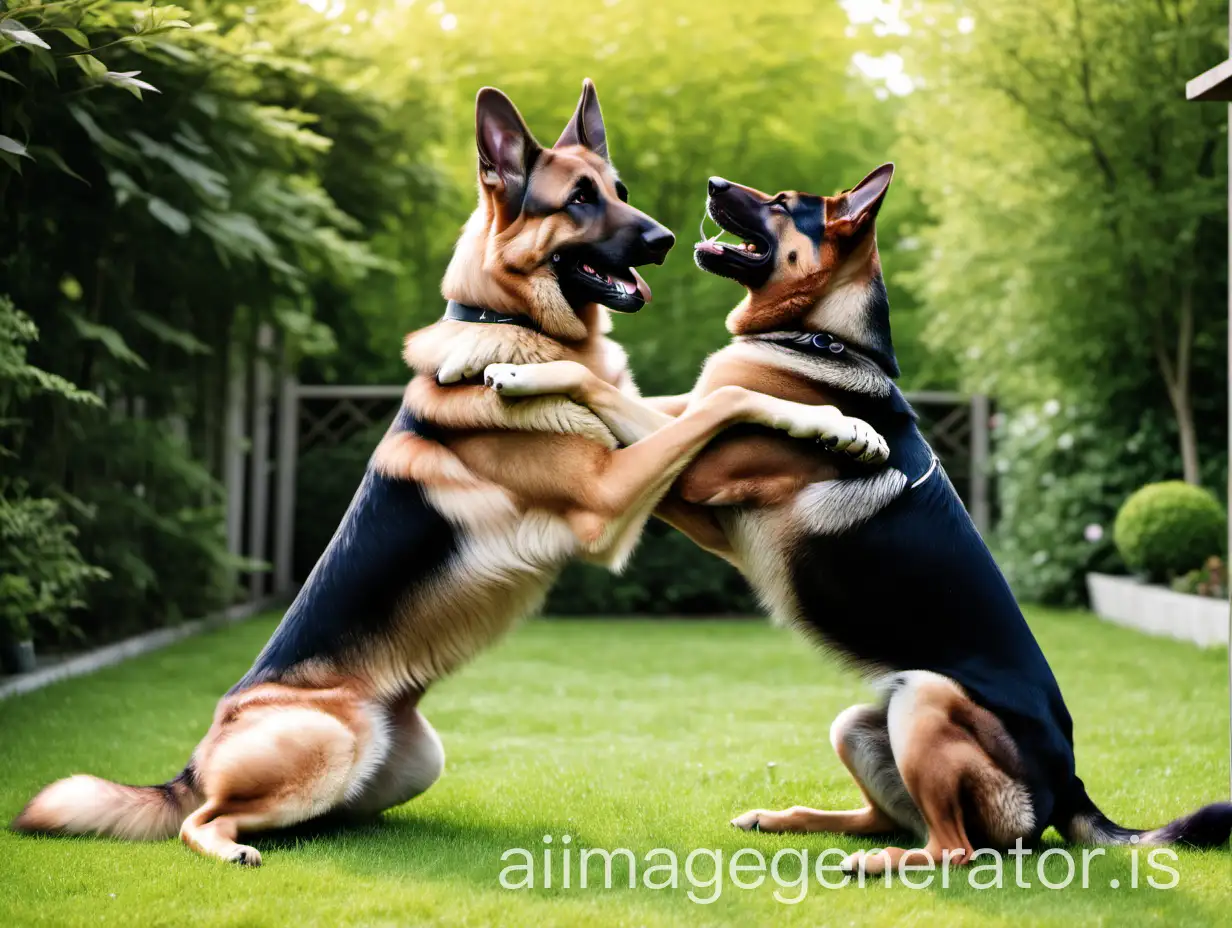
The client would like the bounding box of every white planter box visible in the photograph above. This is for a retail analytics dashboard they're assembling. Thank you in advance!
[1086,573,1229,648]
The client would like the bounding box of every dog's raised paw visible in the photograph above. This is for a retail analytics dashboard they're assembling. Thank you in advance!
[484,364,519,393]
[484,363,525,395]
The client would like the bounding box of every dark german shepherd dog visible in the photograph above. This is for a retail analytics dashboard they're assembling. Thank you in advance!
[14,83,887,866]
[485,165,1232,871]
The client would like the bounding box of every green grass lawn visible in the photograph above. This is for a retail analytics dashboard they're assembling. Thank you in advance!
[1,611,1229,927]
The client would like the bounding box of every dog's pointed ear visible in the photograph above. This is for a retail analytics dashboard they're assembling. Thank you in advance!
[555,78,608,161]
[828,163,894,233]
[476,87,542,210]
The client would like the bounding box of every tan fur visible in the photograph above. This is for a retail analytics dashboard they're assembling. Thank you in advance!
[734,672,1034,873]
[13,774,199,841]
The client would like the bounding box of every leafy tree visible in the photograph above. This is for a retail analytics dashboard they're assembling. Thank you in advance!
[894,0,1227,485]
[881,0,1227,603]
[1,0,444,642]
[310,0,945,393]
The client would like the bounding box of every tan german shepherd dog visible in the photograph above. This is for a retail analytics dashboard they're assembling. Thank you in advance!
[13,83,887,866]
[485,167,1232,872]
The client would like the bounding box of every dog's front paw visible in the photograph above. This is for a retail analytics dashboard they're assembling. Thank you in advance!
[811,411,889,465]
[437,345,492,385]
[844,418,890,465]
[484,361,588,399]
[731,810,768,832]
[483,363,528,395]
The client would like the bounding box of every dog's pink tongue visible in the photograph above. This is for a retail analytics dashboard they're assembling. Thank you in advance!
[631,268,652,302]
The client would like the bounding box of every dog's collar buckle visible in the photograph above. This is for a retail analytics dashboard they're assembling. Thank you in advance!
[756,331,848,357]
[443,300,539,332]
[811,332,845,355]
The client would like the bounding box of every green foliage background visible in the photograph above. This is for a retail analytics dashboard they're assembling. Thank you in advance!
[1,0,1228,644]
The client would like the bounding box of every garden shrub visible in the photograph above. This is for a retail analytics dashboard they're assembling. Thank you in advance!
[1113,481,1226,583]
[990,401,1225,606]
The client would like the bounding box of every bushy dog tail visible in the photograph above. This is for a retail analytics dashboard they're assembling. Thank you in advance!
[1060,779,1232,848]
[11,767,200,841]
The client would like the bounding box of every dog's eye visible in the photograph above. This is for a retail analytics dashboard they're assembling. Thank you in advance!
[568,186,594,206]
[614,180,629,203]
[770,198,789,213]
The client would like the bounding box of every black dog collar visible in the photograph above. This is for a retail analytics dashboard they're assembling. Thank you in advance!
[756,331,848,357]
[443,300,540,332]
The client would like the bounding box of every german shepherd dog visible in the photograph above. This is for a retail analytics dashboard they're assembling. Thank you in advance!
[13,84,889,866]
[484,166,1232,872]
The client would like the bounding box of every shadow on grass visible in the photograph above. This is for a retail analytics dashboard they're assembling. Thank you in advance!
[242,810,1231,926]
[249,811,559,880]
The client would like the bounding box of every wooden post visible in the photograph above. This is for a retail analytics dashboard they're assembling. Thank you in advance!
[246,324,275,600]
[969,393,991,537]
[273,372,300,595]
[1184,2,1232,800]
[223,342,248,576]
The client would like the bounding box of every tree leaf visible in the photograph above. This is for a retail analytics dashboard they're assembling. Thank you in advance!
[69,105,136,160]
[71,54,107,79]
[0,149,23,174]
[65,311,148,369]
[102,70,160,98]
[0,134,30,158]
[147,197,191,235]
[0,69,23,86]
[55,26,89,48]
[133,311,212,356]
[0,20,51,50]
[29,145,87,184]
[27,45,57,82]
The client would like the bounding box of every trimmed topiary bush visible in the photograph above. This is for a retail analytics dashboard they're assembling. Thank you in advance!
[1113,482,1226,582]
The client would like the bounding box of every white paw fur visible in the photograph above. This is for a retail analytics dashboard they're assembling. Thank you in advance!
[484,362,586,398]
[483,363,536,396]
[759,402,889,464]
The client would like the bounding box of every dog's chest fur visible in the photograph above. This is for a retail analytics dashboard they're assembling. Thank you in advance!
[696,339,917,629]
[245,315,643,701]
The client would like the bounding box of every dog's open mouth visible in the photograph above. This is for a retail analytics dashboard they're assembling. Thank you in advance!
[693,198,774,286]
[555,250,652,313]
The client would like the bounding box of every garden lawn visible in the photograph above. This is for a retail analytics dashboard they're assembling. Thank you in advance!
[1,611,1229,927]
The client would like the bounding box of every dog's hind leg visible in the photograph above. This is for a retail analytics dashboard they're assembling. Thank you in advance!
[344,699,445,815]
[839,672,1033,876]
[180,685,388,866]
[731,703,923,836]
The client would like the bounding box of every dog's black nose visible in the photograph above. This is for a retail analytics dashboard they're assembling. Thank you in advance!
[641,224,675,263]
[708,176,730,196]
